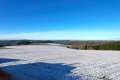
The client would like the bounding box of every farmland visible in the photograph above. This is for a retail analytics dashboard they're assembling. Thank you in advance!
[0,45,120,80]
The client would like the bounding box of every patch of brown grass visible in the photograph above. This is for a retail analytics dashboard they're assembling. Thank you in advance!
[0,70,12,80]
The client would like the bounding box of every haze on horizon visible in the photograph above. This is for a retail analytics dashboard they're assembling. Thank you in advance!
[0,0,120,40]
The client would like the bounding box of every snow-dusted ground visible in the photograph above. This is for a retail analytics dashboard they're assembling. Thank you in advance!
[0,45,120,80]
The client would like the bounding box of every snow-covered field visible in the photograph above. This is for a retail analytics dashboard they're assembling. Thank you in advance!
[0,45,120,80]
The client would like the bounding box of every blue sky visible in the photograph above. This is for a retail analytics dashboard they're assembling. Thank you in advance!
[0,0,120,40]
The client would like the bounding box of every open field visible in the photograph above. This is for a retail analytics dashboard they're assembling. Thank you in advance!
[0,45,120,80]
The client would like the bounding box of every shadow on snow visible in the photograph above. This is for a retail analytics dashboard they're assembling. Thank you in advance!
[0,58,81,80]
[0,58,20,64]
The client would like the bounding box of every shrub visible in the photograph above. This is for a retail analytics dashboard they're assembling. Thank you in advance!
[0,70,12,80]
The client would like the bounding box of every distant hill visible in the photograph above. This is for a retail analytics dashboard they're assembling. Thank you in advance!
[0,40,120,50]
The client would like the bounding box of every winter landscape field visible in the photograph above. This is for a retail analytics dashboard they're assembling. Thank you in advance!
[0,44,120,80]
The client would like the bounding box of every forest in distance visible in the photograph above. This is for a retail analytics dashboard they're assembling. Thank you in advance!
[0,40,120,50]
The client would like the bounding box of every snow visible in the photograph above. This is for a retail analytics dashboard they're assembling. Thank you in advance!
[0,45,120,80]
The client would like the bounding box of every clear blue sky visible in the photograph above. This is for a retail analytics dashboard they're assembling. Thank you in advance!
[0,0,120,40]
